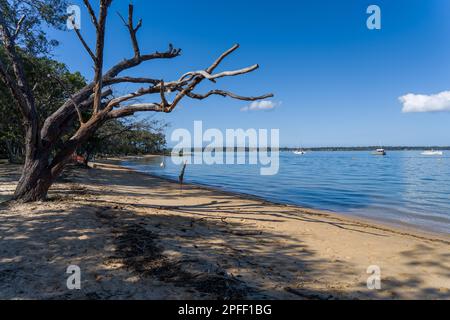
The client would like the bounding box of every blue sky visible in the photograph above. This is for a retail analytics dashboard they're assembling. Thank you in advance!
[48,0,450,147]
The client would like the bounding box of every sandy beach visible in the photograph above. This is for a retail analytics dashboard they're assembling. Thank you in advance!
[0,161,449,300]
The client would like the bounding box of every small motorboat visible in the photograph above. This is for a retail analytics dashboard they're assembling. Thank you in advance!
[421,150,443,156]
[293,150,306,155]
[372,148,386,156]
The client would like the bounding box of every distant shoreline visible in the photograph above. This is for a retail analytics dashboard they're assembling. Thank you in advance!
[282,146,450,151]
[161,147,450,153]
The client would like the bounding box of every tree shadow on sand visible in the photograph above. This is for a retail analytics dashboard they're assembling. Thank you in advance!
[0,201,344,299]
[1,165,449,299]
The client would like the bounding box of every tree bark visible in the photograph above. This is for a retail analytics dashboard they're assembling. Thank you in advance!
[13,153,52,202]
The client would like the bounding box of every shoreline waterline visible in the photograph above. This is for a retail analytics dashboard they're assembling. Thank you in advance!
[98,158,450,241]
[112,150,450,236]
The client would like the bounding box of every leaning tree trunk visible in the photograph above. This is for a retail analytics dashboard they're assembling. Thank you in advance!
[13,151,53,202]
[13,117,105,202]
[13,121,54,202]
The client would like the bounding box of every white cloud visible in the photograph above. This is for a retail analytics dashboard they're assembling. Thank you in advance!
[399,90,450,113]
[240,100,280,112]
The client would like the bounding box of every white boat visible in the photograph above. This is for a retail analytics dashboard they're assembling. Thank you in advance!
[372,148,386,156]
[293,150,306,155]
[421,150,443,156]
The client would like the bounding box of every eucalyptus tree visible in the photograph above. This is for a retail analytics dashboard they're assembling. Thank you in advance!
[0,0,272,202]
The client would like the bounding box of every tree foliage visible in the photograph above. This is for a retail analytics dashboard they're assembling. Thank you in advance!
[0,49,167,163]
[0,48,85,162]
[0,0,67,55]
[79,119,167,164]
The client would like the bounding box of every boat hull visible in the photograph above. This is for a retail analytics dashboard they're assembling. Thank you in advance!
[421,151,443,156]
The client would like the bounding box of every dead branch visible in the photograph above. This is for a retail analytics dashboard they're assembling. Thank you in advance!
[186,90,274,101]
[43,3,271,149]
[91,0,112,114]
[103,45,181,82]
[47,73,85,125]
[104,43,273,118]
[83,0,99,29]
[118,4,142,57]
[70,18,96,62]
[104,85,160,111]
[207,43,240,73]
[13,15,26,40]
[103,76,160,86]
[159,80,169,110]
[108,103,163,118]
[178,64,259,83]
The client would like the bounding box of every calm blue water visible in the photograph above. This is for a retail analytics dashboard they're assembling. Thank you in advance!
[121,151,450,234]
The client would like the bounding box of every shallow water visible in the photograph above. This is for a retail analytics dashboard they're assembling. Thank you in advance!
[122,151,450,234]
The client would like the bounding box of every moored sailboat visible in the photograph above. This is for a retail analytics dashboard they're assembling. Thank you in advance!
[421,150,443,156]
[372,148,386,156]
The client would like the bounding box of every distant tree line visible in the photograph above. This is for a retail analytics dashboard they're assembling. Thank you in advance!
[280,147,450,152]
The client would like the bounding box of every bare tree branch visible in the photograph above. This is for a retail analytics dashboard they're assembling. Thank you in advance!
[186,90,274,101]
[104,85,160,111]
[103,76,160,85]
[103,43,181,80]
[108,103,163,119]
[92,0,112,114]
[82,0,99,29]
[159,80,169,110]
[13,15,26,40]
[47,73,85,125]
[167,44,266,112]
[103,44,273,117]
[118,4,142,57]
[178,64,259,83]
[207,43,240,73]
[70,18,96,62]
[41,88,112,149]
